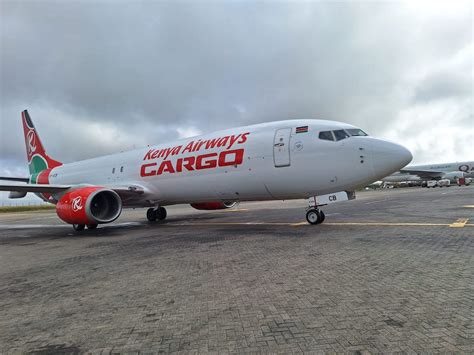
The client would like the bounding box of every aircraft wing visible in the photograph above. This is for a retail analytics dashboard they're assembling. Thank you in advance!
[0,176,30,182]
[399,169,445,179]
[0,183,71,193]
[0,183,145,196]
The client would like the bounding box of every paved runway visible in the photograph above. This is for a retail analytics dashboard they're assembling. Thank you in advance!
[0,187,473,353]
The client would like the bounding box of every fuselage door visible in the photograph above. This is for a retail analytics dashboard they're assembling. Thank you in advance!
[273,128,292,167]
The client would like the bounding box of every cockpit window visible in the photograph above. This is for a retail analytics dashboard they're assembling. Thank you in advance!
[333,129,350,141]
[319,131,335,141]
[346,128,368,136]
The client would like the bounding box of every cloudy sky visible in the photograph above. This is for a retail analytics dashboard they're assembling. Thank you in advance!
[0,0,472,187]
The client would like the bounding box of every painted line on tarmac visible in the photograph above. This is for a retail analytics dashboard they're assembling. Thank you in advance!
[449,218,469,228]
[163,221,472,228]
[291,222,450,227]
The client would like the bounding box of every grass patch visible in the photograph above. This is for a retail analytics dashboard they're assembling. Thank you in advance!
[0,205,55,213]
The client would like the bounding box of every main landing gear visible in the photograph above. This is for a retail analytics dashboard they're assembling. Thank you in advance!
[306,208,325,225]
[72,223,98,231]
[147,206,167,222]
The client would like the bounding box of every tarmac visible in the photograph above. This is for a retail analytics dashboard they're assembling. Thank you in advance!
[0,187,473,353]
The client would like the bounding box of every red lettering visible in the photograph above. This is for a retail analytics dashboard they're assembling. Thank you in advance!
[238,132,249,144]
[196,153,218,169]
[183,156,195,171]
[205,138,220,149]
[140,162,157,177]
[157,149,167,158]
[227,134,240,149]
[141,149,246,176]
[176,158,183,172]
[183,141,194,153]
[195,140,206,152]
[162,147,172,160]
[157,160,175,175]
[217,136,229,148]
[171,145,182,155]
[192,140,202,152]
[151,150,160,159]
[218,149,244,167]
[143,149,154,160]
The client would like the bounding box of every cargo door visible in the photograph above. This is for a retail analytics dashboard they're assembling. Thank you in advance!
[273,128,292,167]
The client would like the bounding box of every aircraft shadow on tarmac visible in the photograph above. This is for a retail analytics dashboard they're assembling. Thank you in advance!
[1,209,314,242]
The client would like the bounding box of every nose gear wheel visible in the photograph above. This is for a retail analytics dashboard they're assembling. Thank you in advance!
[306,209,325,225]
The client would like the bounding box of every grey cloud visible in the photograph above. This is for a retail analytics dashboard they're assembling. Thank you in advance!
[1,0,472,175]
[414,70,472,103]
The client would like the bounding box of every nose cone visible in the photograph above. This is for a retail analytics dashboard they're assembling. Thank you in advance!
[372,140,412,178]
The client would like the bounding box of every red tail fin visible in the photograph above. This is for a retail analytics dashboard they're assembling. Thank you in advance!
[22,110,62,175]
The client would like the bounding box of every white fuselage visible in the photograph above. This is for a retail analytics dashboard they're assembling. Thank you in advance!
[48,120,411,206]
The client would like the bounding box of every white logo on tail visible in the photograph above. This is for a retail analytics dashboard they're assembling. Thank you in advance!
[72,196,83,212]
[27,130,37,155]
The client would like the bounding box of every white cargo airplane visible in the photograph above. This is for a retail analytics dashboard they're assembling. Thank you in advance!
[383,161,474,184]
[0,110,412,231]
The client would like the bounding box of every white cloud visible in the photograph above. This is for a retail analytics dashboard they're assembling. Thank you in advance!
[177,127,202,139]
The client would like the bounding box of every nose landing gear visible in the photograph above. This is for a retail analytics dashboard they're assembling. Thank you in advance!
[306,196,327,225]
[147,206,167,222]
[306,208,325,225]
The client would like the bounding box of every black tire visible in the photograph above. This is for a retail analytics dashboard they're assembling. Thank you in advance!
[73,224,85,231]
[87,224,98,230]
[306,209,321,225]
[157,207,167,221]
[319,210,326,223]
[147,208,157,222]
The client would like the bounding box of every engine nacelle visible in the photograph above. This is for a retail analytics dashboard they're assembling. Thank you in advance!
[56,186,122,225]
[190,201,237,210]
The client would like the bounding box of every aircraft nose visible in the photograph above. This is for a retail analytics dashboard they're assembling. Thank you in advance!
[372,140,412,178]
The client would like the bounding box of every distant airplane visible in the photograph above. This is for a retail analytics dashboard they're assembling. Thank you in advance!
[0,110,411,231]
[383,161,474,185]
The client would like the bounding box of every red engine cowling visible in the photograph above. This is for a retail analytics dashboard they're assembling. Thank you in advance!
[56,186,122,225]
[190,201,237,210]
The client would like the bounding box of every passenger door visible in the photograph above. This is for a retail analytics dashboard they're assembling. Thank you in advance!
[273,128,292,167]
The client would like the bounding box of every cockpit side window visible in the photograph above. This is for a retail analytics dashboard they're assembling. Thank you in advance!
[346,128,368,136]
[319,131,335,141]
[333,129,350,141]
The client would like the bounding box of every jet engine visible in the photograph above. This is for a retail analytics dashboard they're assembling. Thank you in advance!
[190,201,237,210]
[56,186,122,225]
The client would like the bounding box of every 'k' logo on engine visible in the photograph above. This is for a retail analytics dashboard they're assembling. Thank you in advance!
[72,196,83,212]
